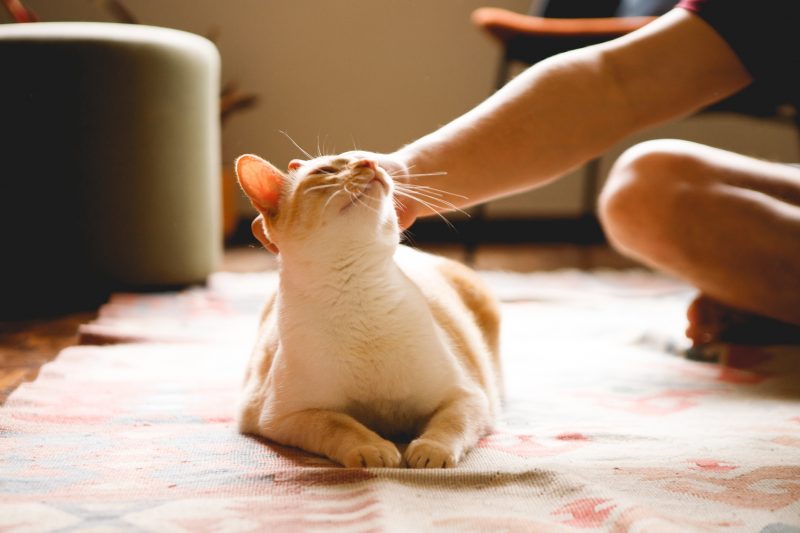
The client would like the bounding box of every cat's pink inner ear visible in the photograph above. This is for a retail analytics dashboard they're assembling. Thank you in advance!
[235,154,284,212]
[288,159,303,171]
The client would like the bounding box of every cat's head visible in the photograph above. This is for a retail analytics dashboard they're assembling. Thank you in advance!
[235,153,398,257]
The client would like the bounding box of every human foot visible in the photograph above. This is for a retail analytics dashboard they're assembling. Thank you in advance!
[686,294,800,346]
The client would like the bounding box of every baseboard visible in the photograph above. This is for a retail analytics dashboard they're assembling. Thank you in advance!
[228,216,607,247]
[404,216,606,245]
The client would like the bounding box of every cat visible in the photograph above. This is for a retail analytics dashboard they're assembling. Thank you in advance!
[235,152,502,468]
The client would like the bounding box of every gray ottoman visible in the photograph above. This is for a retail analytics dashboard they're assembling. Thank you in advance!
[0,22,221,318]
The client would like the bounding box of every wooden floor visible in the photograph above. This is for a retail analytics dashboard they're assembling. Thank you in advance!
[0,243,641,404]
[0,312,96,404]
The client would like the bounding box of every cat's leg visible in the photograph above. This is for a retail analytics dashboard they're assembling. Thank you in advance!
[261,409,402,468]
[406,389,490,468]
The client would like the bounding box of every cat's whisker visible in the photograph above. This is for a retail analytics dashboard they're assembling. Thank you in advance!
[388,171,449,181]
[397,185,445,198]
[394,188,470,218]
[393,188,447,210]
[400,229,417,247]
[400,186,463,205]
[405,195,464,216]
[391,196,408,217]
[396,183,469,200]
[386,165,416,181]
[387,164,416,175]
[392,190,458,230]
[400,171,450,179]
[396,193,467,216]
[280,130,314,159]
[396,188,448,203]
[323,189,345,211]
[354,194,382,216]
[304,183,342,195]
[396,186,448,205]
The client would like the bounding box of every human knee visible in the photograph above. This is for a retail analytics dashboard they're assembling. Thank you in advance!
[599,139,705,250]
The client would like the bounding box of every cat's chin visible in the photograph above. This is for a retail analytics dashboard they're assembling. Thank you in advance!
[338,178,388,215]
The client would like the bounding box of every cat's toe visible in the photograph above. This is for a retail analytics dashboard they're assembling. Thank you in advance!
[342,441,402,468]
[405,438,458,468]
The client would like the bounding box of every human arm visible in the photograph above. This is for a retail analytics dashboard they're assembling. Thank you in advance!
[386,8,752,227]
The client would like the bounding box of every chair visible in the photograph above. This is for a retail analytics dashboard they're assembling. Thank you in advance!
[473,3,660,95]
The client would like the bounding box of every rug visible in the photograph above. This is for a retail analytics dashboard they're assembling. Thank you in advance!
[2,270,800,532]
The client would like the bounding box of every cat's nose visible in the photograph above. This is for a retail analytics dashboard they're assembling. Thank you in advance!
[351,159,377,171]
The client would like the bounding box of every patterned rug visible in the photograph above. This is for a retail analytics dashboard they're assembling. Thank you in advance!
[2,270,800,532]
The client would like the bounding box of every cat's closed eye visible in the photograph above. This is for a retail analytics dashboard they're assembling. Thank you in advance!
[311,166,339,175]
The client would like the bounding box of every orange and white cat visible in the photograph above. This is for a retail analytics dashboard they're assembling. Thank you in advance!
[235,152,502,468]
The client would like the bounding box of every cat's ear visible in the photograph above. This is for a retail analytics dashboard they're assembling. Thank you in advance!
[235,154,285,213]
[288,159,303,171]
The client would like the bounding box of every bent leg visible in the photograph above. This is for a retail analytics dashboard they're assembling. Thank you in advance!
[261,409,402,468]
[405,389,491,468]
[599,139,800,326]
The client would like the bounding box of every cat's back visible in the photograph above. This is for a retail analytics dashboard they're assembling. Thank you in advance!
[394,245,502,401]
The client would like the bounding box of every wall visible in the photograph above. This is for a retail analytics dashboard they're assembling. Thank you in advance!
[14,0,530,215]
[8,1,799,221]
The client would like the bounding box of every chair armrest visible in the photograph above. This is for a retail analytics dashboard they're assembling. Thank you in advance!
[472,7,656,43]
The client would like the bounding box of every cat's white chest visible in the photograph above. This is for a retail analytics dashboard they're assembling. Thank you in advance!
[274,270,459,420]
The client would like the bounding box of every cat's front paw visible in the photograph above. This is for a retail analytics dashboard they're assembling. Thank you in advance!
[342,440,402,468]
[405,438,459,468]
